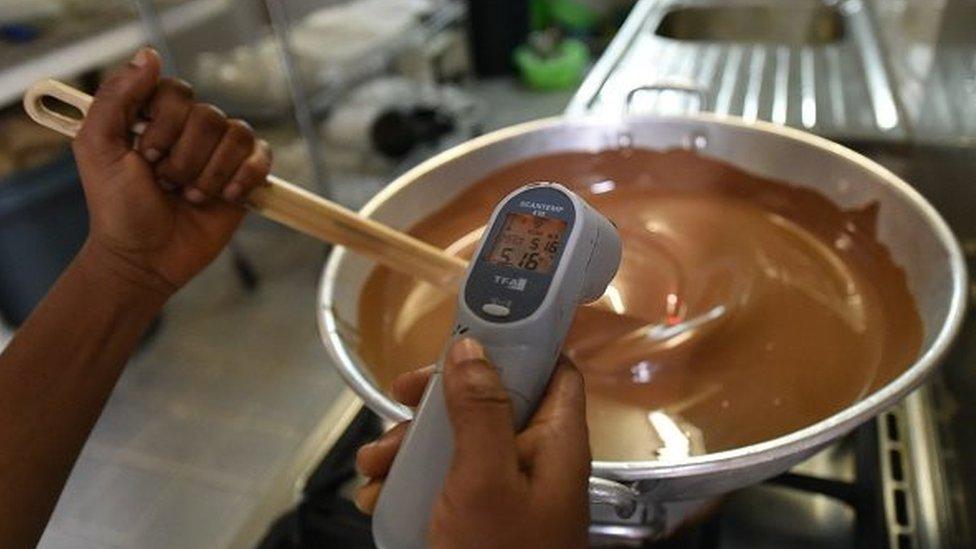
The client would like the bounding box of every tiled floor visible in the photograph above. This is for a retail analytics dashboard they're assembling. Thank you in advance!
[7,77,575,548]
[35,224,345,549]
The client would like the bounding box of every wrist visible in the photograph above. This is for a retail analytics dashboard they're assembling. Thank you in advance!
[75,239,177,304]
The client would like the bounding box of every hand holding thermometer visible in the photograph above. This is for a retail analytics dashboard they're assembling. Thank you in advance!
[372,183,621,548]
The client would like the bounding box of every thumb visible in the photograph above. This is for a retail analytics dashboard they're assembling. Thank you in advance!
[78,47,161,160]
[442,338,519,480]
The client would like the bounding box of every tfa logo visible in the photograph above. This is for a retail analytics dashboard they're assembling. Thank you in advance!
[493,275,527,291]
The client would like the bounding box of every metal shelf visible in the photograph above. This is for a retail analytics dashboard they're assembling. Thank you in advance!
[264,0,466,197]
[0,0,226,106]
[307,1,466,116]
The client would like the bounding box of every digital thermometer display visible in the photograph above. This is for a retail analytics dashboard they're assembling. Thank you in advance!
[485,213,567,273]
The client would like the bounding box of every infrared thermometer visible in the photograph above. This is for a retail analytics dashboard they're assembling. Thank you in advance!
[372,183,621,548]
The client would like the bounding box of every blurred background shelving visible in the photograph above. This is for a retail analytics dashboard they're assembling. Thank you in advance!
[0,0,225,105]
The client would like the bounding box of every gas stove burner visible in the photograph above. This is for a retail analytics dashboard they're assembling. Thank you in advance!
[258,397,938,549]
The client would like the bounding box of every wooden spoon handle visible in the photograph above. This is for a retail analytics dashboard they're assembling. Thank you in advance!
[24,79,467,289]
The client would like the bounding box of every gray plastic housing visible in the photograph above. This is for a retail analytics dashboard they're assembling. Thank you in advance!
[372,183,621,549]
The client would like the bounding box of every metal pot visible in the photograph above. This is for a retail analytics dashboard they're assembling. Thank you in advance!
[317,105,967,524]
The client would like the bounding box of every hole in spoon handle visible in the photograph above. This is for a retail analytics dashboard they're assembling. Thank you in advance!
[23,79,94,139]
[24,79,146,139]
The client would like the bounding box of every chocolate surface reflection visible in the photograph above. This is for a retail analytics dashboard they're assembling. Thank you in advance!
[358,150,922,461]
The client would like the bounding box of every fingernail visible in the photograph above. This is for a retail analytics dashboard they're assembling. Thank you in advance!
[223,182,243,201]
[159,179,178,191]
[184,187,207,204]
[130,48,150,68]
[143,148,162,163]
[449,338,485,365]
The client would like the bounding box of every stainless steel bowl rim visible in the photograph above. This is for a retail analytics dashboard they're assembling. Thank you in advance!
[317,113,968,481]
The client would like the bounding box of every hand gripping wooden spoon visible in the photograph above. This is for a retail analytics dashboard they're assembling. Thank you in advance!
[24,79,467,290]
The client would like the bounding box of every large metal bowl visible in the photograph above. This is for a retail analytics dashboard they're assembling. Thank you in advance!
[317,113,967,506]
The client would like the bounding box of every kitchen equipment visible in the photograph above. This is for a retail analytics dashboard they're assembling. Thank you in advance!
[318,85,967,525]
[373,183,621,548]
[514,32,590,91]
[568,0,910,143]
[22,79,467,290]
[320,77,463,163]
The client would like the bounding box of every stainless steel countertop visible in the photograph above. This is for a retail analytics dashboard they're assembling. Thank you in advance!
[568,0,976,147]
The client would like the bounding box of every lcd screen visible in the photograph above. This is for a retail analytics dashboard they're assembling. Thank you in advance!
[486,213,567,273]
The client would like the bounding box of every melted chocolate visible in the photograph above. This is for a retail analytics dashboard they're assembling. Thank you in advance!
[357,149,922,461]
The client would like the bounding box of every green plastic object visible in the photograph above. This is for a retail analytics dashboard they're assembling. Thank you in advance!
[514,38,590,91]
